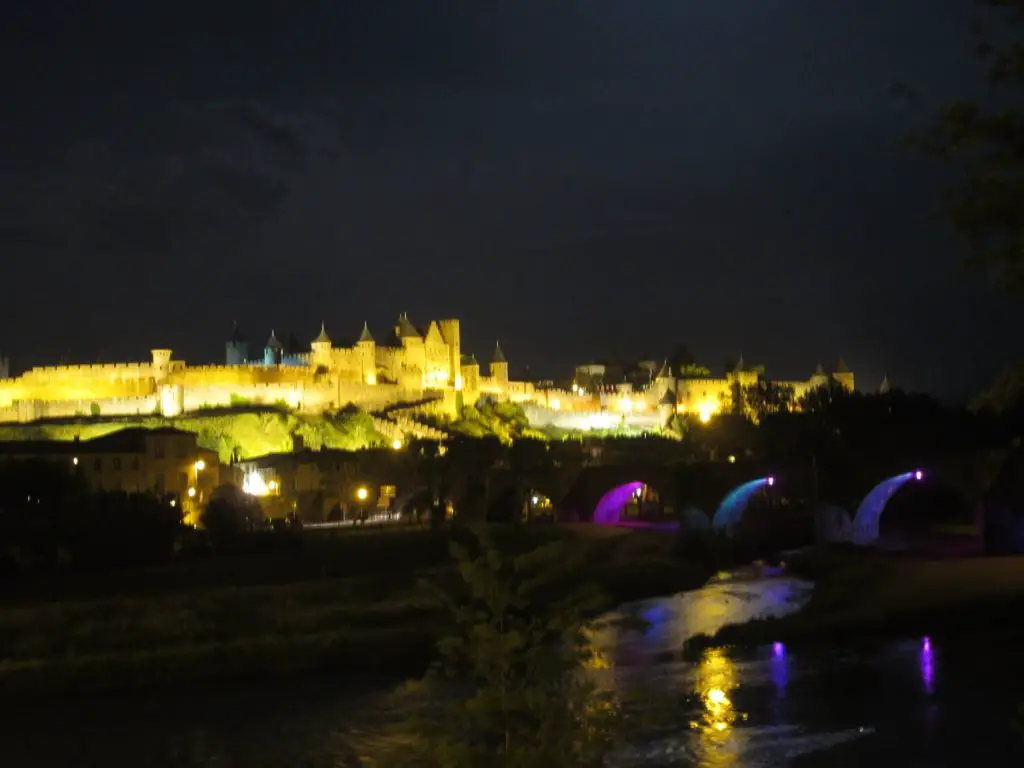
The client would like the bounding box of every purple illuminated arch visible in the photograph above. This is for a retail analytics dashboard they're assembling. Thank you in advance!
[851,471,925,544]
[592,482,645,525]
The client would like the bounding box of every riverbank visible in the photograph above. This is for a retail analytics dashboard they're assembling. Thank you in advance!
[684,547,1024,654]
[0,524,707,700]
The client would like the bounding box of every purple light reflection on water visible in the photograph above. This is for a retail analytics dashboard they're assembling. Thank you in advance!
[770,641,789,695]
[920,637,935,695]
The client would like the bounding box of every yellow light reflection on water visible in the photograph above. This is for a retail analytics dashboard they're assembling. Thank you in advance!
[692,647,745,760]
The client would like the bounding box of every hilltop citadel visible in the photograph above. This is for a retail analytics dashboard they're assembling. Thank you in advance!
[0,312,854,433]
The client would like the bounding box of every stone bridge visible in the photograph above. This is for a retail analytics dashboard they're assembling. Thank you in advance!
[527,446,1010,548]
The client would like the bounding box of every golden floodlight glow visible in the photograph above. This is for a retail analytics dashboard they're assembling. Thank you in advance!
[187,487,197,498]
[356,486,369,501]
[698,403,714,423]
[550,398,561,411]
[194,459,206,471]
[392,438,403,450]
[243,471,270,497]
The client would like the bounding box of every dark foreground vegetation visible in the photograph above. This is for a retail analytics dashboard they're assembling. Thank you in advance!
[0,522,707,701]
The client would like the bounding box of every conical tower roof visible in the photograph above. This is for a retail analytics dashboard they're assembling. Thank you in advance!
[879,373,891,394]
[358,321,374,344]
[492,340,507,364]
[228,321,246,343]
[814,361,826,376]
[733,353,746,373]
[313,321,331,345]
[396,312,420,339]
[655,358,672,380]
[836,356,850,373]
[266,330,283,350]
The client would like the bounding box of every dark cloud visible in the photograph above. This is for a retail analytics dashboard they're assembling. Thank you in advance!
[0,0,1019,397]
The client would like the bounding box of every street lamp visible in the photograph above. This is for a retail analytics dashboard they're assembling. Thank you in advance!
[194,459,206,472]
[356,486,369,501]
[187,487,197,498]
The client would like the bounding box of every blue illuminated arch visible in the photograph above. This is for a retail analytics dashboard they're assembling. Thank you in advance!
[851,471,923,544]
[711,477,774,530]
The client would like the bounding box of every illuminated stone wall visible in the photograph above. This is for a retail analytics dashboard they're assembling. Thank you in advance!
[0,315,523,424]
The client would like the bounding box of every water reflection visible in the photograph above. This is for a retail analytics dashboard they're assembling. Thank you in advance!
[593,569,814,665]
[770,642,789,696]
[8,574,1024,767]
[920,636,935,696]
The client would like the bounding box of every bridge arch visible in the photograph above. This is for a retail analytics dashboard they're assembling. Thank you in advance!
[710,476,775,531]
[851,469,977,546]
[850,472,923,544]
[592,481,663,525]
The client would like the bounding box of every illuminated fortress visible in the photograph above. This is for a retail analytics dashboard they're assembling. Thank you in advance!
[0,314,533,425]
[0,314,854,433]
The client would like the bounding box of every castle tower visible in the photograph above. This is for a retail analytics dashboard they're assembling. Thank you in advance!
[832,356,855,392]
[310,322,332,370]
[879,373,891,395]
[810,361,829,389]
[264,330,283,366]
[437,319,462,390]
[490,341,509,386]
[151,349,172,383]
[652,358,676,404]
[226,322,248,366]
[461,353,481,393]
[357,321,376,384]
[728,352,758,388]
[394,311,420,341]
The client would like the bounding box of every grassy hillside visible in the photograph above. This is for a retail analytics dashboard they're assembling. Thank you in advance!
[448,399,549,443]
[0,407,386,461]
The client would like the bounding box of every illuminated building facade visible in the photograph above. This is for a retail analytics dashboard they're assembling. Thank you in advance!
[527,357,855,431]
[0,427,220,523]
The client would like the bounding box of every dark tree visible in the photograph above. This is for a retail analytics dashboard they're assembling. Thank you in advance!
[742,380,795,421]
[918,0,1024,290]
[200,486,264,549]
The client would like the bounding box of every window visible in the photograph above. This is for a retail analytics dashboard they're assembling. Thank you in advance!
[113,457,121,470]
[131,457,140,470]
[94,458,102,470]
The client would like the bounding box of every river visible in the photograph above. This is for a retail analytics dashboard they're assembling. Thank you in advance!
[3,567,1022,766]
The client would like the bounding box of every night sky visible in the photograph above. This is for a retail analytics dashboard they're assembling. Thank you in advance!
[2,1,1021,399]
